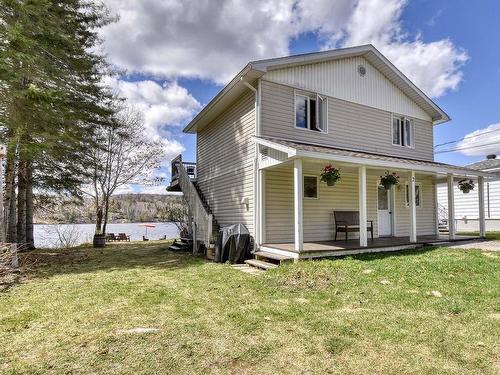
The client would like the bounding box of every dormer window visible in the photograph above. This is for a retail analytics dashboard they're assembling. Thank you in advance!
[392,115,414,148]
[295,91,327,133]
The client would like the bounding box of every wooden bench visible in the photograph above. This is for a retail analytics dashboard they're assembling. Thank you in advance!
[333,210,374,241]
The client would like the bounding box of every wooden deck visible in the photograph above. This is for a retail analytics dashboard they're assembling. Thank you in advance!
[260,235,480,259]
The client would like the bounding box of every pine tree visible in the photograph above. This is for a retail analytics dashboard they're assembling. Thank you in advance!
[0,0,116,247]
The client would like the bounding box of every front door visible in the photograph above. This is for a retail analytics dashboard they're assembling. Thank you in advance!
[378,186,392,237]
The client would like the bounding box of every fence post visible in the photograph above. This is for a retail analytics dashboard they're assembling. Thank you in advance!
[10,243,18,268]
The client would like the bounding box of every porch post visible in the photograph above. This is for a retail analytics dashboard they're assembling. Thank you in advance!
[258,169,266,244]
[447,174,456,240]
[478,176,486,239]
[409,171,417,243]
[294,159,303,252]
[358,165,367,247]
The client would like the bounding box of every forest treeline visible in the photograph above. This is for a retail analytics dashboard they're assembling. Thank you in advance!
[34,194,183,224]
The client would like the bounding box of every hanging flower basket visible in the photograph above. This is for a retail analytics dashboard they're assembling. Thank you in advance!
[458,179,475,194]
[380,171,400,190]
[320,164,341,186]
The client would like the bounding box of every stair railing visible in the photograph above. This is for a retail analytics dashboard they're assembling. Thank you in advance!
[177,160,212,253]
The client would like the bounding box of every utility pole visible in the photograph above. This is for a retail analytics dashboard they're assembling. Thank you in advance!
[0,144,5,243]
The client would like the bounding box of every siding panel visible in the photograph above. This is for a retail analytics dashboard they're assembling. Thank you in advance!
[197,92,255,235]
[261,80,434,161]
[265,166,437,243]
[263,56,431,121]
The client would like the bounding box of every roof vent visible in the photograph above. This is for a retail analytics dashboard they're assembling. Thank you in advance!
[487,154,497,159]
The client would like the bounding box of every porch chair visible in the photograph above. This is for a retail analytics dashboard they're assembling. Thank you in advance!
[333,210,374,241]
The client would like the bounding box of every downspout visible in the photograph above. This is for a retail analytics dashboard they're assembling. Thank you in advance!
[242,78,260,248]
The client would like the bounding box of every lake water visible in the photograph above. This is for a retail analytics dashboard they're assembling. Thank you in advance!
[34,222,179,248]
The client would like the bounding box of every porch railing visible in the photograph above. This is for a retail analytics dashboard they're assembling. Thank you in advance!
[177,160,212,253]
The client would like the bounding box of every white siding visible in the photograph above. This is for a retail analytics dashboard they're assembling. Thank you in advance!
[263,56,432,122]
[265,164,436,243]
[197,92,255,235]
[261,80,434,161]
[437,181,500,219]
[393,176,437,237]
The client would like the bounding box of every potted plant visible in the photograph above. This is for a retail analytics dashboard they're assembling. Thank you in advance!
[458,179,475,194]
[320,164,341,186]
[380,171,400,190]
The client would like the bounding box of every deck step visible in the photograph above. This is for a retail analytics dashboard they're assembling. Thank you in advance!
[254,251,293,263]
[245,259,278,270]
[180,237,192,242]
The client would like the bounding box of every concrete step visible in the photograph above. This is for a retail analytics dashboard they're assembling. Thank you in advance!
[254,251,293,264]
[245,259,278,270]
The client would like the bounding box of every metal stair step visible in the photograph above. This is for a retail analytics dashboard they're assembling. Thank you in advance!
[245,259,278,270]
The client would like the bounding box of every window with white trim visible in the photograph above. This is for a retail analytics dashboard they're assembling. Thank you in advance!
[392,116,414,148]
[405,183,422,207]
[295,92,327,133]
[303,175,319,199]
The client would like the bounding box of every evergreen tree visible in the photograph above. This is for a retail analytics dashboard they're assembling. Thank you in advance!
[0,0,116,247]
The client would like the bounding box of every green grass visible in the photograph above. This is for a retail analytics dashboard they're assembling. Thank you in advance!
[0,242,499,374]
[458,231,500,240]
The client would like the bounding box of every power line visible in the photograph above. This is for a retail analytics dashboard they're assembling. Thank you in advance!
[434,127,500,148]
[435,139,500,154]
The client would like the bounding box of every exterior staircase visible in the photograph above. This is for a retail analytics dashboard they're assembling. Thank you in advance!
[192,181,220,239]
[438,203,449,232]
[170,156,218,254]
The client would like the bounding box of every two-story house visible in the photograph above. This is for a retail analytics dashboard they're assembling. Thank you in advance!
[173,44,490,263]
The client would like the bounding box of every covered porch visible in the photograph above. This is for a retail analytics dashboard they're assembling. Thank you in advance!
[254,137,491,258]
[261,234,480,259]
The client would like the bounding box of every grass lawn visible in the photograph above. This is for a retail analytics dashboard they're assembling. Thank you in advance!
[0,242,499,374]
[457,231,500,240]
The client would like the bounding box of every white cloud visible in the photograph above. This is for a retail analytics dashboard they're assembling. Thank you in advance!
[455,123,500,156]
[106,78,200,140]
[101,0,468,98]
[339,0,468,98]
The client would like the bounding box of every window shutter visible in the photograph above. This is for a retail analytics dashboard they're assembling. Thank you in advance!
[317,94,327,132]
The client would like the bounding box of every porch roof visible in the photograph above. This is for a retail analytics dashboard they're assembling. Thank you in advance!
[255,136,493,178]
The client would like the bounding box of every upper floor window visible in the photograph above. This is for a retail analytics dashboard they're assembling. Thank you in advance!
[295,92,327,133]
[392,116,414,148]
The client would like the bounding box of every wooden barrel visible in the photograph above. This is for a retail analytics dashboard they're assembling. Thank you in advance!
[93,234,106,248]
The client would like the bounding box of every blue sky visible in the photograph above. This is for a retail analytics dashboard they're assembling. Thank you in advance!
[100,0,500,192]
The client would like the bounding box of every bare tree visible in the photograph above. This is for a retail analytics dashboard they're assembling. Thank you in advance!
[85,106,165,235]
[159,202,190,236]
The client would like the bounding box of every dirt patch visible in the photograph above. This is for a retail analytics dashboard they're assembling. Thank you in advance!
[0,250,89,292]
[270,267,344,291]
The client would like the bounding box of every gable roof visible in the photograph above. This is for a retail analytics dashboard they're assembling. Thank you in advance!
[465,158,500,172]
[184,44,450,133]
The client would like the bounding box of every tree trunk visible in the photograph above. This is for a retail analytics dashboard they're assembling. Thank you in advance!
[4,144,17,243]
[95,206,103,234]
[25,161,34,249]
[102,194,110,235]
[17,159,27,245]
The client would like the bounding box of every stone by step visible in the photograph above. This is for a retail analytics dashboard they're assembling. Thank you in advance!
[244,259,278,270]
[168,244,183,251]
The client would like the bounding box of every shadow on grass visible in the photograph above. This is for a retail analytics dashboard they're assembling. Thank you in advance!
[18,241,207,280]
[324,245,441,262]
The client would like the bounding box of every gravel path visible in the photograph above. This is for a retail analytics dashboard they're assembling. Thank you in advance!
[447,240,500,252]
